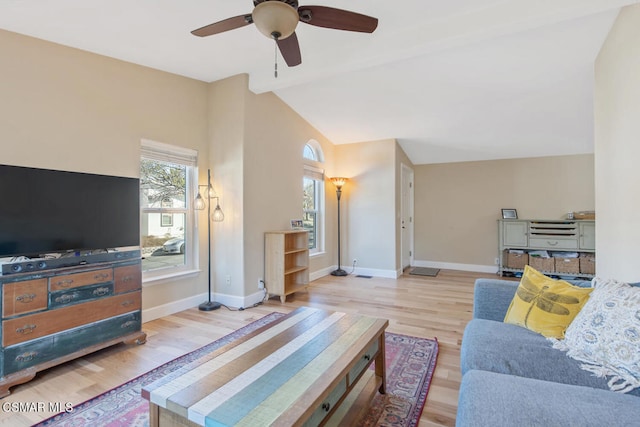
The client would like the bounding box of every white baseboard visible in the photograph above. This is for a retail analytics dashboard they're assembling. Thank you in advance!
[310,266,335,281]
[142,293,205,323]
[142,290,268,323]
[412,260,498,274]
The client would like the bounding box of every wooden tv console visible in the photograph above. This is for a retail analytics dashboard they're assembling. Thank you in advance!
[0,258,146,397]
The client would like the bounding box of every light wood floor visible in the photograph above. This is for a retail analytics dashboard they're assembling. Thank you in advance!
[0,268,505,426]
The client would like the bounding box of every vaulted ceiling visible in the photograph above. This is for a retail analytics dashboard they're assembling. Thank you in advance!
[1,0,636,164]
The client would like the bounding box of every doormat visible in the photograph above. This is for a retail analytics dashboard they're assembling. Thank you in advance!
[38,313,439,427]
[410,267,440,277]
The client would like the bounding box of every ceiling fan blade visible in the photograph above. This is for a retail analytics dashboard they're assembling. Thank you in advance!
[298,6,378,33]
[277,32,302,67]
[191,14,253,37]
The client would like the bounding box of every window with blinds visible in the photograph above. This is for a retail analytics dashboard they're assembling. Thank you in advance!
[140,139,199,279]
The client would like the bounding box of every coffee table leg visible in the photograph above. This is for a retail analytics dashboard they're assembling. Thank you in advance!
[149,402,160,427]
[376,333,386,394]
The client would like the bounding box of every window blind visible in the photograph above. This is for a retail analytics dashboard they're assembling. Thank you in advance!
[304,164,324,181]
[141,139,197,167]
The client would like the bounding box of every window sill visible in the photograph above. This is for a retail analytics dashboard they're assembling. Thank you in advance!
[142,268,201,287]
[310,251,326,258]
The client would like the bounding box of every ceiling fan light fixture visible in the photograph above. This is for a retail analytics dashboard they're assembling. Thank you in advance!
[252,1,299,40]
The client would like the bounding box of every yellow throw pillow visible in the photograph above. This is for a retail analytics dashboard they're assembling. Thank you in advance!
[504,265,593,338]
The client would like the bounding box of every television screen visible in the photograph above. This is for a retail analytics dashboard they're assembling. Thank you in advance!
[0,164,140,258]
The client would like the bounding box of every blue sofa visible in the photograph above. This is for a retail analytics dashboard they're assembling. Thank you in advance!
[456,278,640,426]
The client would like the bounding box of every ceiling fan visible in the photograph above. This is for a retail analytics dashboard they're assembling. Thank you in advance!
[191,0,378,68]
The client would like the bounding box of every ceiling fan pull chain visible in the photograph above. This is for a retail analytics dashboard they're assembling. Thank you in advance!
[274,40,278,78]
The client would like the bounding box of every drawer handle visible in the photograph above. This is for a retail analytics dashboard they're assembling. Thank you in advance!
[364,354,371,361]
[547,241,558,246]
[121,300,135,307]
[16,324,37,335]
[322,403,331,412]
[94,273,110,281]
[55,294,78,304]
[93,287,110,296]
[16,293,37,303]
[55,279,74,287]
[16,351,38,363]
[121,275,134,283]
[121,321,136,329]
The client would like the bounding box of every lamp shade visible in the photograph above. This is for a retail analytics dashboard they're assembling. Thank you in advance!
[330,177,348,189]
[194,192,206,210]
[252,1,299,39]
[212,203,225,222]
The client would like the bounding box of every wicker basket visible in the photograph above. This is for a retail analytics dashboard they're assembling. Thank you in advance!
[529,256,555,273]
[579,254,596,275]
[555,257,580,274]
[503,250,528,269]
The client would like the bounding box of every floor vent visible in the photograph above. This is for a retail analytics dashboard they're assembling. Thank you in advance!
[356,275,373,278]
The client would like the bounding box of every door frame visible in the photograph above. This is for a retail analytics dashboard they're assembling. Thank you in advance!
[401,163,415,271]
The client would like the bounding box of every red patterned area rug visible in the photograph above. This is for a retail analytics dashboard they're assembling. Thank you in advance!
[38,312,438,427]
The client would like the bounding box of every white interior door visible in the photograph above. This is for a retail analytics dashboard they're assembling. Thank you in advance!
[401,164,414,270]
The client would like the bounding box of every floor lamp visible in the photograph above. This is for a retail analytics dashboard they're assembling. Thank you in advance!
[330,177,348,276]
[194,169,224,311]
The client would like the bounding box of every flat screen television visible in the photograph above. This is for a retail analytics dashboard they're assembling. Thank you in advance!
[0,164,140,259]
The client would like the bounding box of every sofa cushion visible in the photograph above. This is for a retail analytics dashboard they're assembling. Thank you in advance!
[551,277,640,393]
[456,370,640,427]
[460,318,640,396]
[472,279,520,322]
[503,266,593,338]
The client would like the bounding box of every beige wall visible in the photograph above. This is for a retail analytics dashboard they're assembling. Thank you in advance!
[594,4,640,282]
[209,75,338,300]
[207,75,247,300]
[414,154,595,270]
[335,139,398,276]
[0,30,211,313]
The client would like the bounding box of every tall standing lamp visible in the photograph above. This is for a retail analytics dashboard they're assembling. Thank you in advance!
[330,177,348,276]
[194,169,224,311]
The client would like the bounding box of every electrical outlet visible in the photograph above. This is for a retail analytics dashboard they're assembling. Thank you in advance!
[258,279,265,289]
[353,258,358,266]
[225,275,231,285]
[494,257,499,265]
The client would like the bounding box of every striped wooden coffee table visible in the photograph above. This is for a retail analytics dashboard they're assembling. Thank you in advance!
[142,306,388,426]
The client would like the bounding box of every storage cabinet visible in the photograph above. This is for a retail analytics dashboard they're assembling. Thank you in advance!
[0,259,146,397]
[501,220,528,247]
[265,230,309,303]
[579,221,596,250]
[498,219,595,278]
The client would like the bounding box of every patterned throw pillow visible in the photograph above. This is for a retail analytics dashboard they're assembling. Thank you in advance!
[504,265,593,338]
[550,278,640,393]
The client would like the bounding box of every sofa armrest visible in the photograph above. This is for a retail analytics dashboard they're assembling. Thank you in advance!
[473,278,519,321]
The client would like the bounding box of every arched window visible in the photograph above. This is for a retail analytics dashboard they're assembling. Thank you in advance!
[303,141,324,254]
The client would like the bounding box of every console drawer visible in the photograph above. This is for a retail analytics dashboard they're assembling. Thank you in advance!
[2,292,141,347]
[49,283,114,309]
[114,263,141,294]
[49,268,113,292]
[2,278,48,318]
[2,336,55,375]
[3,312,141,375]
[348,339,379,386]
[529,238,578,250]
[303,377,347,427]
